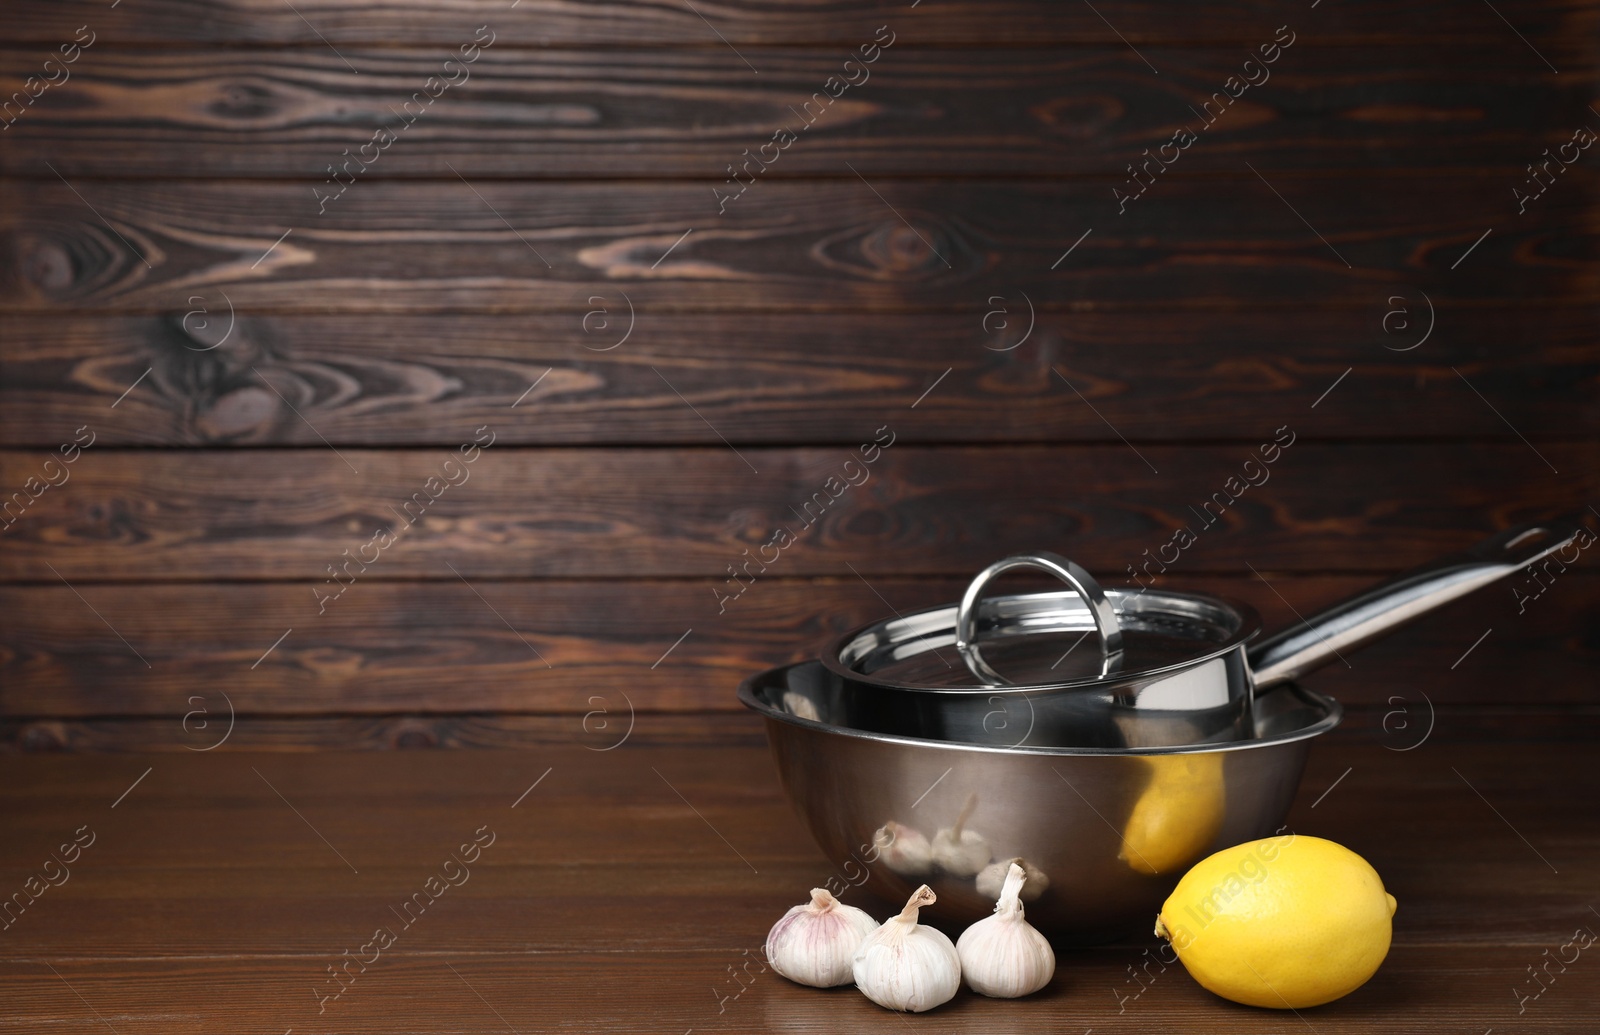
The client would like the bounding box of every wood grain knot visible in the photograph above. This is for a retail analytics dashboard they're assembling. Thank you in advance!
[14,721,67,753]
[198,387,280,440]
[390,720,441,749]
[819,216,973,281]
[1030,94,1125,138]
[143,315,288,443]
[209,80,283,122]
[11,233,77,295]
[8,225,133,301]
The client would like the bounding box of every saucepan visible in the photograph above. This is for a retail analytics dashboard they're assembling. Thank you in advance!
[814,519,1581,749]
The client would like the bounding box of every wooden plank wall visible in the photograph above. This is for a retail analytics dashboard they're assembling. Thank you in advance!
[0,0,1596,750]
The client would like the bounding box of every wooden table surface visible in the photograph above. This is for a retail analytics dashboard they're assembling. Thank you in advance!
[2,736,1596,1034]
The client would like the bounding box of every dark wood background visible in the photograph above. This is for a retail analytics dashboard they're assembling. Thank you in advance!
[1,0,1596,750]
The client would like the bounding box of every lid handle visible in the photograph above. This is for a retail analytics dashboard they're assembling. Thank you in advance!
[955,552,1124,686]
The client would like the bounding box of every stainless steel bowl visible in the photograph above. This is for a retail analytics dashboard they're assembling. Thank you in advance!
[740,659,1339,944]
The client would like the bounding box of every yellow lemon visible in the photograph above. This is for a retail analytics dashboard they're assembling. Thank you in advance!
[1119,752,1227,875]
[1154,833,1396,1009]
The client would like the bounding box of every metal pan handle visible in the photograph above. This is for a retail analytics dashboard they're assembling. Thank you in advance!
[1249,517,1590,692]
[955,552,1124,686]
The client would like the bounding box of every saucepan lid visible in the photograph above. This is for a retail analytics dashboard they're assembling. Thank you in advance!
[824,552,1262,693]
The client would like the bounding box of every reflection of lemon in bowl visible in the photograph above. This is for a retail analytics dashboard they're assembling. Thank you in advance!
[1156,834,1396,1008]
[1119,752,1226,875]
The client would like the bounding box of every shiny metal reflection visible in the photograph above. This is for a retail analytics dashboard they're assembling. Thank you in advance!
[740,660,1341,943]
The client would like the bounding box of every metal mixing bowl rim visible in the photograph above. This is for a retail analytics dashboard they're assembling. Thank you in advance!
[822,586,1266,696]
[737,662,1342,757]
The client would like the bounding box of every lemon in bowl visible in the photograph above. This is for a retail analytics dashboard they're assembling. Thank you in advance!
[1119,752,1228,875]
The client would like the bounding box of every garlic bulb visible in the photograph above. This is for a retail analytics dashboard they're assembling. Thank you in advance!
[956,862,1055,998]
[781,690,821,721]
[766,888,878,988]
[976,856,1049,902]
[873,821,933,875]
[852,885,961,1012]
[932,794,991,877]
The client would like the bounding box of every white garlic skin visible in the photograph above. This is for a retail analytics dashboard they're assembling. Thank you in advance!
[931,793,991,878]
[781,690,821,721]
[976,857,1049,902]
[957,862,1055,998]
[765,888,878,988]
[852,885,961,1012]
[932,826,991,877]
[873,821,933,876]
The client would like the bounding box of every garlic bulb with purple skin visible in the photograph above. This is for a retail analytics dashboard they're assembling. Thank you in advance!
[852,885,962,1012]
[765,888,878,988]
[956,862,1055,998]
